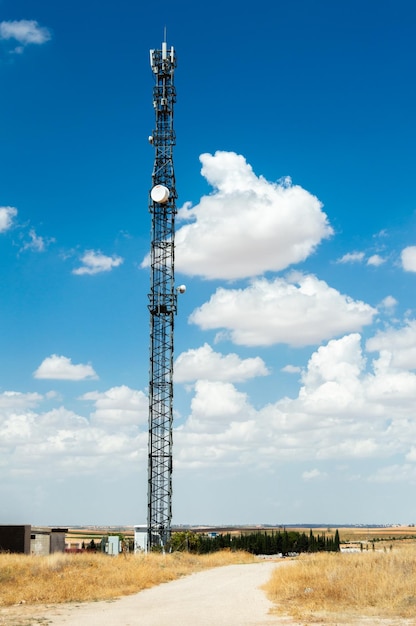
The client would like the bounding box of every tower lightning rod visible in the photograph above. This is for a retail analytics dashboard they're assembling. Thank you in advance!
[147,35,177,551]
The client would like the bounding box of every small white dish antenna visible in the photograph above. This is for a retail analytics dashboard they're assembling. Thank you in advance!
[151,185,170,203]
[177,285,186,294]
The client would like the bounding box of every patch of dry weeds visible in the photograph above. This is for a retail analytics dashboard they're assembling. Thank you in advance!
[263,544,416,624]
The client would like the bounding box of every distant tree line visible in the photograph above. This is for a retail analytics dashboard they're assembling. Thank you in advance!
[170,528,340,555]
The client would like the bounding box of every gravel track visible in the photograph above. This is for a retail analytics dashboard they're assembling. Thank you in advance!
[34,561,290,626]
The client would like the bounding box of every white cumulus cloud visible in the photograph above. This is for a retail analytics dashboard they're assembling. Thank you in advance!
[366,320,416,370]
[181,379,254,435]
[189,273,376,347]
[300,333,366,406]
[19,228,54,252]
[80,386,148,425]
[0,393,145,479]
[0,390,42,412]
[175,331,416,469]
[379,296,397,311]
[401,246,416,272]
[33,355,98,380]
[0,206,17,233]
[281,364,302,374]
[368,464,416,484]
[5,329,416,485]
[302,468,328,481]
[367,254,385,267]
[73,250,123,275]
[174,343,269,383]
[174,151,332,280]
[336,251,365,264]
[0,20,51,45]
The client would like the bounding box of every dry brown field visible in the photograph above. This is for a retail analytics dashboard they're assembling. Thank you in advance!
[317,525,416,543]
[189,524,416,539]
[264,539,416,624]
[263,525,416,541]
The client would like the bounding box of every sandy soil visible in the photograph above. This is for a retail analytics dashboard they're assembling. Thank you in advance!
[0,561,414,626]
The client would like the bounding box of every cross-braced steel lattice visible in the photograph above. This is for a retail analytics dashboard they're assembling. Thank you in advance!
[147,39,177,551]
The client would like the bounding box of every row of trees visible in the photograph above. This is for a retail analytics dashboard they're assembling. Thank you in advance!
[170,529,340,555]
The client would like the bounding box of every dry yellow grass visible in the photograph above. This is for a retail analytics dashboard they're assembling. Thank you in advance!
[0,550,255,607]
[264,543,416,623]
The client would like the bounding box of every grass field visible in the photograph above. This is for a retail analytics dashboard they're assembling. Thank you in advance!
[282,525,416,543]
[264,540,416,623]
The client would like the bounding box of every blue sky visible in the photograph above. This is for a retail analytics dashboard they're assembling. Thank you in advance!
[2,0,416,527]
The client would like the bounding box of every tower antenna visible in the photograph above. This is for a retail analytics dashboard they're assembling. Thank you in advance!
[147,37,177,551]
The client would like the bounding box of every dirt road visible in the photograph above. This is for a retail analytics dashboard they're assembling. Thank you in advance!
[33,561,290,626]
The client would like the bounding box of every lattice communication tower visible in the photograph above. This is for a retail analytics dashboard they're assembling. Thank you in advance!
[147,38,177,550]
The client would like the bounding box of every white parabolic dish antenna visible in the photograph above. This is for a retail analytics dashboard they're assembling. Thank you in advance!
[151,184,170,203]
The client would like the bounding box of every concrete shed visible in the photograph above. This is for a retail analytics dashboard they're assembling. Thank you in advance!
[30,528,51,555]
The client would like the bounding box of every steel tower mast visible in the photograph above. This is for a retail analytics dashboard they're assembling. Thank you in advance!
[147,37,177,551]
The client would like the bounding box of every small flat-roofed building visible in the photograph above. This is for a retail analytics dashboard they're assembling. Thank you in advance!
[0,526,68,555]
